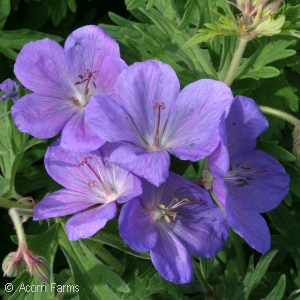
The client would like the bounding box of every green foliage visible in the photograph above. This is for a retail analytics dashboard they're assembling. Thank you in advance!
[0,30,63,60]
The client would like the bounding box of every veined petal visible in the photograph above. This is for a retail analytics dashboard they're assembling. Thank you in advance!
[209,115,230,177]
[163,79,233,160]
[93,56,127,99]
[227,150,289,213]
[212,177,228,211]
[226,197,270,254]
[119,198,158,252]
[45,140,141,202]
[11,93,78,138]
[86,94,141,146]
[226,96,269,155]
[171,205,228,258]
[64,25,121,86]
[61,109,105,152]
[114,60,180,147]
[66,202,117,240]
[14,38,72,98]
[33,188,99,220]
[110,144,170,187]
[151,223,193,284]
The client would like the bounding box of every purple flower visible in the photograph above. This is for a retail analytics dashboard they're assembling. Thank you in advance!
[12,25,127,152]
[33,140,142,240]
[0,79,18,102]
[207,95,290,253]
[86,60,233,186]
[119,172,229,284]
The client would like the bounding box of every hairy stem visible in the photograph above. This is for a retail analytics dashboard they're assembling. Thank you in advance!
[223,38,248,86]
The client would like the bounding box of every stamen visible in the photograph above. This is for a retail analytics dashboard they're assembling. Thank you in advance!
[152,101,166,148]
[79,157,111,195]
[153,193,202,223]
[224,161,268,187]
[74,69,97,95]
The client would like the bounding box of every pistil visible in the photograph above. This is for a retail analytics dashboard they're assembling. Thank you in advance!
[152,101,165,149]
[79,157,111,195]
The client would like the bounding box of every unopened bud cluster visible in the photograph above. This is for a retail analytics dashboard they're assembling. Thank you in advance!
[2,249,50,284]
[228,0,285,38]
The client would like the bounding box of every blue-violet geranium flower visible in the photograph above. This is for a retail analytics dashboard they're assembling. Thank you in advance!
[12,25,127,152]
[0,79,18,102]
[33,140,142,240]
[206,95,290,253]
[119,172,229,284]
[86,60,233,186]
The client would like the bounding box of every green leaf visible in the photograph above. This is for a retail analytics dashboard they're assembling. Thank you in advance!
[257,141,296,162]
[250,74,299,139]
[48,0,68,26]
[118,268,188,299]
[230,250,278,299]
[200,258,214,279]
[0,29,63,60]
[57,223,124,299]
[9,225,59,299]
[0,0,10,30]
[280,162,300,198]
[67,0,76,13]
[264,274,286,300]
[146,0,156,10]
[139,7,218,79]
[177,0,198,30]
[88,230,150,260]
[127,0,147,10]
[236,36,296,80]
[268,205,300,274]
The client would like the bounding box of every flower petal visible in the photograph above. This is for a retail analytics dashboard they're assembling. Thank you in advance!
[14,38,71,97]
[114,60,180,147]
[150,224,193,284]
[11,93,78,138]
[209,115,230,177]
[66,202,117,240]
[64,25,121,87]
[226,95,269,155]
[165,79,233,161]
[61,109,105,152]
[212,176,228,210]
[86,94,140,145]
[110,144,170,186]
[227,150,289,213]
[171,205,228,257]
[226,197,270,254]
[93,56,127,99]
[33,188,99,220]
[119,198,158,252]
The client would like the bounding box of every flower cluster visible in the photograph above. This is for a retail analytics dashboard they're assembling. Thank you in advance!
[11,25,290,284]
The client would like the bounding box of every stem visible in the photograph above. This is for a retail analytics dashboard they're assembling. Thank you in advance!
[231,228,247,278]
[259,105,300,128]
[223,38,248,86]
[193,260,215,299]
[0,196,30,209]
[9,208,28,248]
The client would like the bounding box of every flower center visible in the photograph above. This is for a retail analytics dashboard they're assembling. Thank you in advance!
[224,161,267,187]
[71,69,97,107]
[151,101,165,150]
[152,192,202,223]
[79,156,115,198]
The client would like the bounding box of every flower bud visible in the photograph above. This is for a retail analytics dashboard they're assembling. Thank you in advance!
[2,252,25,277]
[31,256,50,284]
[23,250,50,284]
